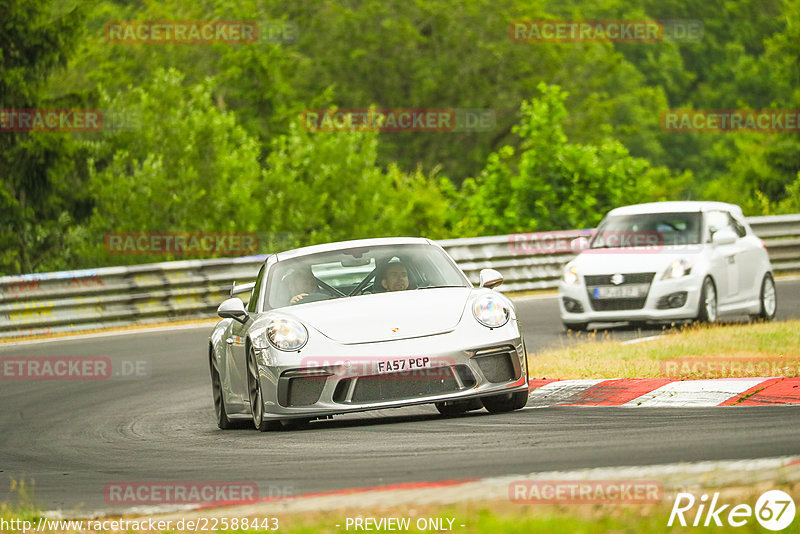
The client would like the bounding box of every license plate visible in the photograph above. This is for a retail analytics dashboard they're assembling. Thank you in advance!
[593,284,649,299]
[376,357,431,373]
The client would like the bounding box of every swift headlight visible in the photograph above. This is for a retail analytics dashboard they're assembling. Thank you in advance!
[563,264,580,285]
[472,295,510,328]
[662,259,692,280]
[266,318,308,351]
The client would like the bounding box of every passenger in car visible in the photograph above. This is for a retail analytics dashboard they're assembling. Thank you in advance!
[288,267,321,304]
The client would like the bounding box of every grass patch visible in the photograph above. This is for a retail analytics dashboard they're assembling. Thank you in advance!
[213,480,798,533]
[1,480,42,523]
[3,499,790,534]
[527,320,800,379]
[269,504,711,534]
[3,478,798,533]
[182,486,800,534]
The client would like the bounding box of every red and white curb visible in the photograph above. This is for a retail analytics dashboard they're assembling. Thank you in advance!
[526,377,800,407]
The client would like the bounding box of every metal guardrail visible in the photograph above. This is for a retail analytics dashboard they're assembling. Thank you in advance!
[2,214,799,339]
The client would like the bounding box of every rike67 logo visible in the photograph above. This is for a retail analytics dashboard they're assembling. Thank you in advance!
[668,490,796,531]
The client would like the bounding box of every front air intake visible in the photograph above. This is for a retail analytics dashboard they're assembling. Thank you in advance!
[474,350,517,383]
[278,370,330,407]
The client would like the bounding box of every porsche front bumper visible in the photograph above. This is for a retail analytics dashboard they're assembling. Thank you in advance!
[251,325,527,420]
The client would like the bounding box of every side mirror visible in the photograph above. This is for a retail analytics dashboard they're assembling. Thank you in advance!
[479,268,503,289]
[217,297,249,324]
[712,229,737,246]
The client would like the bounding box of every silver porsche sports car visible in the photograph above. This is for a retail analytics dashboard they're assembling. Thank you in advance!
[208,237,528,431]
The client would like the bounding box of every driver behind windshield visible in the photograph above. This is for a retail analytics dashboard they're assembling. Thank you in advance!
[378,261,410,292]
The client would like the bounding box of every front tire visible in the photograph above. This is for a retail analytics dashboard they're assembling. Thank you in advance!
[696,276,718,324]
[754,272,777,321]
[246,346,270,432]
[481,390,529,413]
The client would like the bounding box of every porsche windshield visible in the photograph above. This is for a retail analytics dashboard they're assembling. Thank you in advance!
[265,244,469,309]
[590,212,703,248]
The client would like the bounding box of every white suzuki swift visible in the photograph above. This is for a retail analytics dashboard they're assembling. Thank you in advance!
[558,201,776,330]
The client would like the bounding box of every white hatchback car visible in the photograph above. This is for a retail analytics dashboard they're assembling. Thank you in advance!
[558,201,776,330]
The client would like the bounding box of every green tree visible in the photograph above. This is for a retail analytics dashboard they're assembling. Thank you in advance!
[71,69,265,267]
[74,73,451,267]
[701,0,800,213]
[285,0,675,183]
[254,114,451,246]
[447,84,690,235]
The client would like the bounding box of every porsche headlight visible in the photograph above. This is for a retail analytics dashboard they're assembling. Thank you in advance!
[472,294,510,328]
[662,259,692,280]
[563,264,580,285]
[266,318,308,351]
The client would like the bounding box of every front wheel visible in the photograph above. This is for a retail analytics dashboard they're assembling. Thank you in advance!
[695,276,718,324]
[246,347,270,432]
[481,390,529,413]
[754,273,777,321]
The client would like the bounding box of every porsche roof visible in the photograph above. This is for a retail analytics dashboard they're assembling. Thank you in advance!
[275,236,435,261]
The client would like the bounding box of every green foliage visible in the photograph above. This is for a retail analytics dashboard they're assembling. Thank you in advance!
[0,0,88,274]
[253,116,451,246]
[282,0,678,182]
[0,479,41,521]
[2,0,799,274]
[70,75,451,268]
[700,1,800,211]
[70,69,265,267]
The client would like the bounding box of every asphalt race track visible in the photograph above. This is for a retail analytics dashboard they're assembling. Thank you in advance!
[1,279,798,513]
